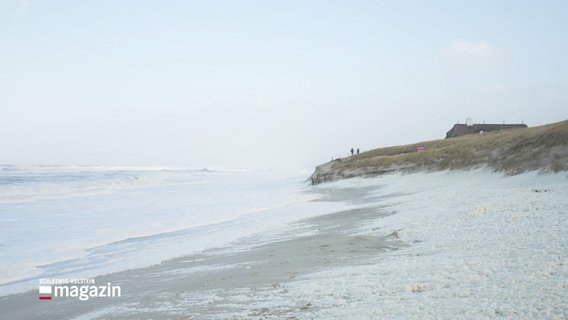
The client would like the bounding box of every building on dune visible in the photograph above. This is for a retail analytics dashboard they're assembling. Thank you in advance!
[446,117,527,138]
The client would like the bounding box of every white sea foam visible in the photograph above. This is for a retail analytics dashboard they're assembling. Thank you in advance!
[4,167,566,319]
[244,170,568,319]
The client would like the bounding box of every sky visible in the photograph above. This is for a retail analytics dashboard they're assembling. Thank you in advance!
[1,0,567,169]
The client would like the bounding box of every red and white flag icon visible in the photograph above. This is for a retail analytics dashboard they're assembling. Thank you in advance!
[39,286,52,300]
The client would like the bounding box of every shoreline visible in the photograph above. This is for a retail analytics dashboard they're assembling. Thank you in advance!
[0,182,400,319]
[0,169,328,297]
[1,169,566,319]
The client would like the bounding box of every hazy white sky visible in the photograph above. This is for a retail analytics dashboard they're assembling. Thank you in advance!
[1,0,567,169]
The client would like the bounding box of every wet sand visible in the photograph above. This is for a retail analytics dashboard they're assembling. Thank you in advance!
[0,185,402,320]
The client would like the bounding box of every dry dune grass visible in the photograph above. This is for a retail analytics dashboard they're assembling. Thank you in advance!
[311,120,568,184]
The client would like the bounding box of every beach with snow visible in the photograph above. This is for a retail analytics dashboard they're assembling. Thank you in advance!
[1,168,566,319]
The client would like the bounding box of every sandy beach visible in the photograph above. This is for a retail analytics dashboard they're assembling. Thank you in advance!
[1,170,566,319]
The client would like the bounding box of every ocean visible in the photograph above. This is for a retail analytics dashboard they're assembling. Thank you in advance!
[0,165,345,296]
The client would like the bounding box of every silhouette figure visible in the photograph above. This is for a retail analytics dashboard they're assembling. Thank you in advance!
[350,148,354,155]
[357,148,360,154]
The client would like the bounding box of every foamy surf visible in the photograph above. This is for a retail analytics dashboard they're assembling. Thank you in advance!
[0,166,350,296]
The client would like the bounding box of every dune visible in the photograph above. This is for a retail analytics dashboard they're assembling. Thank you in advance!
[310,120,568,184]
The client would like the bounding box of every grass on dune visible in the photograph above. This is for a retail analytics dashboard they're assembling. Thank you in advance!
[331,120,568,176]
